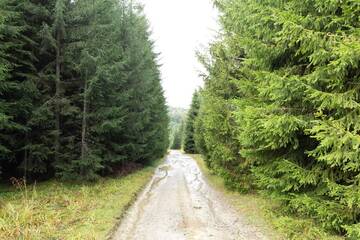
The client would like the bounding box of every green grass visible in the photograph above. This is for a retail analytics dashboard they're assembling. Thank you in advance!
[189,154,344,240]
[0,160,161,240]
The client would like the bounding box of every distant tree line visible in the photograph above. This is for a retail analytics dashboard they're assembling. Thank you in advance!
[192,0,360,237]
[171,122,183,150]
[168,107,186,150]
[171,91,200,152]
[0,0,169,181]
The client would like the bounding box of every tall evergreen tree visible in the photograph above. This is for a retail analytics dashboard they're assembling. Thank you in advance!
[0,0,169,181]
[53,0,66,166]
[183,91,200,153]
[197,0,360,235]
[0,0,53,179]
[0,8,11,175]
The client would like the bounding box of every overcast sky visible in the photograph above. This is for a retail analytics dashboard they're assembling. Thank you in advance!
[138,0,219,108]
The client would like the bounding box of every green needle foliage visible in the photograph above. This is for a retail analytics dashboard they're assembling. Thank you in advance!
[168,107,187,150]
[171,122,184,150]
[196,0,360,237]
[183,90,200,153]
[0,0,168,181]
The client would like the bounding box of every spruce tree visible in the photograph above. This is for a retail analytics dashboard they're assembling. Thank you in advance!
[198,0,360,235]
[53,0,66,166]
[0,0,169,182]
[183,91,200,153]
[0,10,11,175]
[193,90,206,155]
[0,0,53,179]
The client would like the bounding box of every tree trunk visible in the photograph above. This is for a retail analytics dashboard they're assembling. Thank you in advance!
[81,76,88,165]
[55,30,61,163]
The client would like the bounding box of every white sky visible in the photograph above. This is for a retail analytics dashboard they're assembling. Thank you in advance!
[138,0,219,108]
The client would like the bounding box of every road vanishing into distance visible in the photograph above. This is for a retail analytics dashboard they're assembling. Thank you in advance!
[112,151,268,240]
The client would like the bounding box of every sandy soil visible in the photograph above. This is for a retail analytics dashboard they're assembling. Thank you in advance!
[112,151,269,240]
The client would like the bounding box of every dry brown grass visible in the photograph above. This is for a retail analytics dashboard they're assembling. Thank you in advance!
[0,165,157,240]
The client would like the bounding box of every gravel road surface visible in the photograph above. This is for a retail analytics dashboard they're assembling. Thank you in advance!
[112,151,268,240]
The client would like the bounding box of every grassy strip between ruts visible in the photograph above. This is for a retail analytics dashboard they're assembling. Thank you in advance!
[0,159,163,240]
[188,154,344,240]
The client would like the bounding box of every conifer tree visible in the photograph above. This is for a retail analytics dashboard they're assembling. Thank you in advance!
[193,90,206,155]
[183,91,200,153]
[0,11,11,175]
[53,0,66,165]
[197,0,360,235]
[0,0,169,181]
[0,0,52,179]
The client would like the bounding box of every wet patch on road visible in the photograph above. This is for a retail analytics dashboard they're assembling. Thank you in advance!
[112,151,269,240]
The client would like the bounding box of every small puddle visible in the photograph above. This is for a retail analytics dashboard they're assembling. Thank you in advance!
[149,164,171,191]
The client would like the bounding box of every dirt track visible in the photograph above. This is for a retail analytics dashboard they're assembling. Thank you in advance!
[112,151,268,240]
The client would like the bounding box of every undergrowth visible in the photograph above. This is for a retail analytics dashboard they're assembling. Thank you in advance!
[0,162,159,240]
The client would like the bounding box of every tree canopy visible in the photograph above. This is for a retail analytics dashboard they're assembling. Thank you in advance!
[195,0,360,237]
[0,0,169,181]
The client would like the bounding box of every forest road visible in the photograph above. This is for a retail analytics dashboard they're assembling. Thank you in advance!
[112,150,268,240]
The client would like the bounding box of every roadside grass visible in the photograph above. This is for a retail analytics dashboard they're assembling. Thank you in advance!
[0,159,162,240]
[189,154,344,240]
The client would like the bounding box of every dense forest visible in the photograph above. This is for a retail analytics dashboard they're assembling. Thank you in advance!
[2,0,360,237]
[194,0,360,237]
[0,0,169,182]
